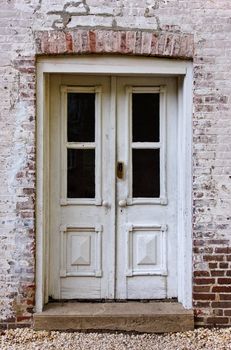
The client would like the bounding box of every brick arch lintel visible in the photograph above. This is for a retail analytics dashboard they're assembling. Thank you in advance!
[35,29,194,59]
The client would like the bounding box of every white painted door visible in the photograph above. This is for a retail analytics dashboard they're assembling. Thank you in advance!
[116,77,177,299]
[49,74,177,300]
[49,75,116,299]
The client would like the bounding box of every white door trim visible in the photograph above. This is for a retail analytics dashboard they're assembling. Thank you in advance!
[36,55,193,312]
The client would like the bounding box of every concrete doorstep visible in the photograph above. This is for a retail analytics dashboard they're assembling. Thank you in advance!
[34,302,194,333]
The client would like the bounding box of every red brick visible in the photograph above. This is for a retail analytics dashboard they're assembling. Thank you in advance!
[194,278,215,285]
[220,294,231,301]
[217,278,231,285]
[212,286,231,293]
[208,240,229,245]
[34,29,194,59]
[16,316,32,323]
[193,240,205,247]
[209,263,218,269]
[212,302,231,308]
[194,271,210,277]
[194,247,213,254]
[193,286,210,293]
[203,255,224,262]
[207,317,229,324]
[213,309,223,316]
[211,270,225,277]
[215,247,231,254]
[89,30,96,52]
[224,310,231,316]
[65,32,73,53]
[219,263,228,269]
[193,293,215,301]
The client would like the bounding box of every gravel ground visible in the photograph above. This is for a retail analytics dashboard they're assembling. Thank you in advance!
[1,327,231,350]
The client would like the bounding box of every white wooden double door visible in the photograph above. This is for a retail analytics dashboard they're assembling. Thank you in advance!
[49,74,178,300]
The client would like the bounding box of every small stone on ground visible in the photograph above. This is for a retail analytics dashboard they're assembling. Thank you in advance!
[1,327,231,349]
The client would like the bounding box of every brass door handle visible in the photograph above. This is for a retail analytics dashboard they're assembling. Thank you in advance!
[117,162,124,179]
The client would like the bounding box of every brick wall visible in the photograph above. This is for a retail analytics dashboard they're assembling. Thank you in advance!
[0,0,231,329]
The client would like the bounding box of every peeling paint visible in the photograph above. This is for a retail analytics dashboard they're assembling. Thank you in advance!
[7,101,30,194]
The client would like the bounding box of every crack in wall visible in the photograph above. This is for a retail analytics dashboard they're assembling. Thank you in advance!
[33,0,43,14]
[144,0,168,29]
[48,0,90,29]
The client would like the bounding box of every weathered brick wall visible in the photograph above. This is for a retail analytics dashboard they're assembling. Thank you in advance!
[0,0,231,329]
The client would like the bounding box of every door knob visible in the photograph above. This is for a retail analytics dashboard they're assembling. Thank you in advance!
[102,201,110,208]
[118,199,127,207]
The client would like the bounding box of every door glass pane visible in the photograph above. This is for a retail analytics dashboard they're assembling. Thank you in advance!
[132,149,160,198]
[67,149,95,198]
[132,93,159,142]
[67,93,95,142]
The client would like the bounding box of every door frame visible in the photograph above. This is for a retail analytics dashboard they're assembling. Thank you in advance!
[36,55,193,312]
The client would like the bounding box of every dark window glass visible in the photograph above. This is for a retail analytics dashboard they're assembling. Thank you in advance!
[132,149,160,198]
[67,93,95,142]
[67,149,95,198]
[132,93,159,142]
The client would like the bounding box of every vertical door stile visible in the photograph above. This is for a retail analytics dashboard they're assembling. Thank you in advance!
[159,86,167,205]
[60,86,68,205]
[108,76,117,298]
[44,74,50,304]
[95,86,102,206]
[127,86,133,204]
[50,75,62,299]
[115,79,130,299]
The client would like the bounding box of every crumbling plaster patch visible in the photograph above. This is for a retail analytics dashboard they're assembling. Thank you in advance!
[34,0,173,31]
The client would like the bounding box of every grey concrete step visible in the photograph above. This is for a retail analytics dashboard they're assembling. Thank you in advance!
[34,301,194,333]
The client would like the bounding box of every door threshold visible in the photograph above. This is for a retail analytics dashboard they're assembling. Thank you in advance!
[34,301,194,333]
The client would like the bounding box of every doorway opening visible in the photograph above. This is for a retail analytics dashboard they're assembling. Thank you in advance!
[36,56,193,311]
